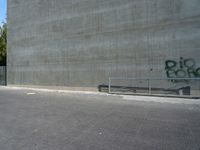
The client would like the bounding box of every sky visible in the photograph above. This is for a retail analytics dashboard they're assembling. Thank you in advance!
[0,0,6,26]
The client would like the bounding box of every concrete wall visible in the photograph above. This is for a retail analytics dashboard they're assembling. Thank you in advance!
[0,66,6,85]
[7,0,200,90]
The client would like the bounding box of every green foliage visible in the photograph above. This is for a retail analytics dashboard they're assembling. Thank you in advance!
[0,22,7,66]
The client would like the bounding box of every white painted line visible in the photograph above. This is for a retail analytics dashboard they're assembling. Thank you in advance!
[27,92,36,95]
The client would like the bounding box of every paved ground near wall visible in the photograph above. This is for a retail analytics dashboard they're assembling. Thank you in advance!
[0,86,199,150]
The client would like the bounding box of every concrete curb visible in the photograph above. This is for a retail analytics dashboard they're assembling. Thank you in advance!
[1,86,200,105]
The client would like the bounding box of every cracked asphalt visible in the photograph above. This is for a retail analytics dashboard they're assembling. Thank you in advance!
[0,87,199,150]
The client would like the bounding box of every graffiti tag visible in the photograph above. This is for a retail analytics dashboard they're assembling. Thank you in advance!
[165,57,200,78]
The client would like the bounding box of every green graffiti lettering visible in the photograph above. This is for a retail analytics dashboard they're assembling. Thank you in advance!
[187,68,196,78]
[175,69,187,78]
[165,58,199,82]
[165,60,177,70]
[184,59,195,69]
[179,57,184,69]
[195,68,200,77]
[166,70,176,78]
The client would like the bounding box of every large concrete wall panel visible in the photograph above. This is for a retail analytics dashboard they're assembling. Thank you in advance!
[7,0,200,90]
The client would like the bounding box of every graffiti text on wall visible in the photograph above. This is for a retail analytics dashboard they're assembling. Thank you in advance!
[165,57,200,79]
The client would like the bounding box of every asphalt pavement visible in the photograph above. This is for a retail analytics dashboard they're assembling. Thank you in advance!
[0,86,199,150]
